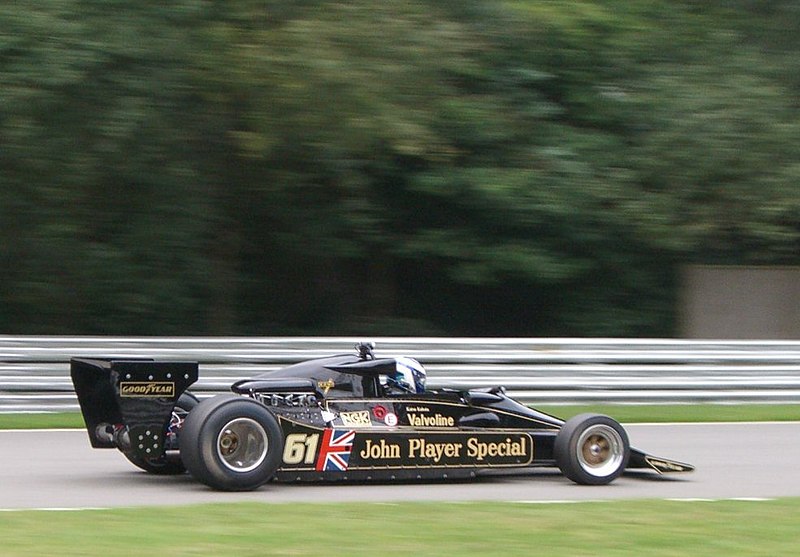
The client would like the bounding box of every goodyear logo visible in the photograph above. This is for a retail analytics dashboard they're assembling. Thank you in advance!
[120,381,175,398]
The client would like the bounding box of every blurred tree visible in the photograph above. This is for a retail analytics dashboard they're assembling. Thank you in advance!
[1,1,799,336]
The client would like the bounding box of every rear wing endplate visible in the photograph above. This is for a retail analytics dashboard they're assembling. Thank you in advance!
[70,358,198,457]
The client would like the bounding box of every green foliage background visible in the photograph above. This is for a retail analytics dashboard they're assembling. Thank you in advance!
[2,1,799,336]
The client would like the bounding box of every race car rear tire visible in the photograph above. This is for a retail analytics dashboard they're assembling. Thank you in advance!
[122,391,199,475]
[179,395,283,491]
[554,413,630,485]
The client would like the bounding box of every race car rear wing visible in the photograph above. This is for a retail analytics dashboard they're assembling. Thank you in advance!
[70,358,198,457]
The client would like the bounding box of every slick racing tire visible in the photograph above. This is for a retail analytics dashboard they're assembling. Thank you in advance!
[554,413,630,485]
[179,395,283,491]
[122,392,199,475]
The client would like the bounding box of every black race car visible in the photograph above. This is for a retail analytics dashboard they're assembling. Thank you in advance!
[71,342,693,491]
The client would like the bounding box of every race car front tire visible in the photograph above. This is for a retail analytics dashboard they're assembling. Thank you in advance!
[179,395,283,491]
[554,413,630,485]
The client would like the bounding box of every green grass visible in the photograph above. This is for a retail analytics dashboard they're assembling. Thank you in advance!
[1,499,798,556]
[2,404,799,430]
[0,412,85,429]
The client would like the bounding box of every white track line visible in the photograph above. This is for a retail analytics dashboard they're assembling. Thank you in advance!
[0,508,109,512]
[512,497,776,504]
[0,497,778,512]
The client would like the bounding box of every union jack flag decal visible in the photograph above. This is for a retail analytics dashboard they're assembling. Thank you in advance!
[315,429,356,472]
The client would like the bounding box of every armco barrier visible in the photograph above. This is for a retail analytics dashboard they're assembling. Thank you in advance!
[2,336,800,412]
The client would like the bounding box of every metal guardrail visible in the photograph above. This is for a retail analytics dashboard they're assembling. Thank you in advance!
[2,336,800,412]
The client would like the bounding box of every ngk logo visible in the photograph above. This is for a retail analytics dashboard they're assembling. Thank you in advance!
[120,382,175,398]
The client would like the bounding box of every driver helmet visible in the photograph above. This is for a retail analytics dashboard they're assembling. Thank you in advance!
[389,357,427,394]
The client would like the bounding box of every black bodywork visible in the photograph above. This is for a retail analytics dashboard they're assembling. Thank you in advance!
[71,358,198,457]
[71,344,693,485]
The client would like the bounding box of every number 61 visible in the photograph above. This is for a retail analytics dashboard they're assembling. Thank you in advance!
[282,433,320,465]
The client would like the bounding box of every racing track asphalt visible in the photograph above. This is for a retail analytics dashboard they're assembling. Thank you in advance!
[1,423,798,510]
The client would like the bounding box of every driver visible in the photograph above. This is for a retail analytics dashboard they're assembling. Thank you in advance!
[385,357,427,394]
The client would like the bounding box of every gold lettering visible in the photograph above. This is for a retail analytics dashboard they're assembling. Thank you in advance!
[359,439,401,460]
[467,437,527,461]
[648,458,686,472]
[407,439,462,463]
[408,413,455,428]
[120,382,175,398]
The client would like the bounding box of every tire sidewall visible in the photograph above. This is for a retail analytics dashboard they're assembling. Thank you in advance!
[555,413,630,485]
[180,395,283,491]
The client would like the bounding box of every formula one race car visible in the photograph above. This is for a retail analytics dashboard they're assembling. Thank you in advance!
[71,342,693,491]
